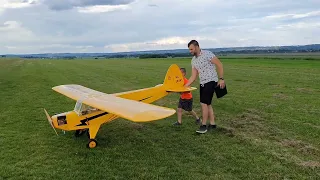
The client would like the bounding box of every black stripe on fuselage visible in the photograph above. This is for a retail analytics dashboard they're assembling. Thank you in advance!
[75,96,153,126]
[76,112,108,126]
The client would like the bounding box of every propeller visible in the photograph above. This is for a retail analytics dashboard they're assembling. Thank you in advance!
[44,108,58,136]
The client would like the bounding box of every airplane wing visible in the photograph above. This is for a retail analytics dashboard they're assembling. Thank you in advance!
[52,85,176,122]
[52,84,105,100]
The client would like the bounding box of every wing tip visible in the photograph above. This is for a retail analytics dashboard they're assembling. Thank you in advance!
[131,109,176,122]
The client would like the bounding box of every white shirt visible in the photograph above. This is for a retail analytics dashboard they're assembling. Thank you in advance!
[191,50,218,84]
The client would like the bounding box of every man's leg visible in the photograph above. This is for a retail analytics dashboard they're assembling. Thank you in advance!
[207,105,217,130]
[208,105,215,125]
[200,103,209,125]
[196,103,208,133]
[196,81,216,133]
[196,83,209,133]
[207,81,217,130]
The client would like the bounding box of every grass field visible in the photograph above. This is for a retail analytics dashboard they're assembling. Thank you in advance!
[0,56,319,179]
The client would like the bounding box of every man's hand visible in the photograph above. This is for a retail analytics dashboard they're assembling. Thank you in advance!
[217,79,225,88]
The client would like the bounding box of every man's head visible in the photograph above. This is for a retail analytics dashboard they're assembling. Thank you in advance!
[188,40,200,56]
[180,67,186,77]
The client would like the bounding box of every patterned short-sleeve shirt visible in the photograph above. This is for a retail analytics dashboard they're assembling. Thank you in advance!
[191,50,218,84]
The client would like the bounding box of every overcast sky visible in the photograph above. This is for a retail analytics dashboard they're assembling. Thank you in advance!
[0,0,319,54]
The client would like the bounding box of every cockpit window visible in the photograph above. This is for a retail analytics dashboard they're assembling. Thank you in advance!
[74,100,83,116]
[74,100,99,116]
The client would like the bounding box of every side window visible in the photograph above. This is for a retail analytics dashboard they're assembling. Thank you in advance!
[80,104,99,115]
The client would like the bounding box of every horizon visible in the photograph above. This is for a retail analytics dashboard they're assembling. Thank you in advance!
[3,43,320,56]
[1,0,320,54]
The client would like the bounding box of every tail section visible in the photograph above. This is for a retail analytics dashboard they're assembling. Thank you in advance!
[163,64,197,92]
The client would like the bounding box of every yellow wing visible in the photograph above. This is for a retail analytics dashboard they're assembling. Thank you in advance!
[52,85,175,122]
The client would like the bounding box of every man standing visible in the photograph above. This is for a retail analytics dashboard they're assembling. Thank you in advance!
[184,40,225,134]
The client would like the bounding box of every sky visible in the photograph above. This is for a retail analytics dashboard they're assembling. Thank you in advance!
[0,0,319,54]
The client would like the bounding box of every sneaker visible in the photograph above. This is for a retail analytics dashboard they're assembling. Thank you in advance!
[196,125,207,134]
[195,118,201,125]
[172,121,182,126]
[208,124,217,131]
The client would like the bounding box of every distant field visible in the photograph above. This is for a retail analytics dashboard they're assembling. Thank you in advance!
[0,55,319,179]
[219,53,320,60]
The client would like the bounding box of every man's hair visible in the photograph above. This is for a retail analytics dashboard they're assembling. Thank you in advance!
[188,40,199,47]
[180,67,186,74]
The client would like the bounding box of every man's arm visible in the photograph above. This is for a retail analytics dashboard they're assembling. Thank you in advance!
[211,56,225,88]
[184,67,198,87]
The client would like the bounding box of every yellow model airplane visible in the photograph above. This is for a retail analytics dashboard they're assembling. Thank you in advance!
[44,64,196,148]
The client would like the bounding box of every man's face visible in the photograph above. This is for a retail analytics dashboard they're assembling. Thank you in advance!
[188,44,198,56]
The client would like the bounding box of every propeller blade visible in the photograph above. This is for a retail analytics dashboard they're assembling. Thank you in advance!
[44,108,58,136]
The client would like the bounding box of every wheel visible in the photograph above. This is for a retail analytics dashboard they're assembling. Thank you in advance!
[75,129,87,137]
[87,139,97,149]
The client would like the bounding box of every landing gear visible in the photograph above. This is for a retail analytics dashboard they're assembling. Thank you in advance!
[75,126,100,148]
[74,129,98,148]
[86,129,98,149]
[74,129,87,137]
[87,139,97,148]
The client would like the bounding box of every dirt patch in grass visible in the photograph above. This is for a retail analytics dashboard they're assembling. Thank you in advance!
[296,88,314,93]
[304,123,320,129]
[224,108,283,141]
[298,161,320,168]
[216,126,235,137]
[234,79,249,82]
[265,103,277,108]
[272,152,320,169]
[268,83,283,88]
[229,109,264,130]
[278,139,319,156]
[273,93,292,100]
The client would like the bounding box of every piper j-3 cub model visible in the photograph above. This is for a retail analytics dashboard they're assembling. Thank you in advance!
[44,64,196,148]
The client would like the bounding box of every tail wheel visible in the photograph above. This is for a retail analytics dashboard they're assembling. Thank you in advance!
[87,139,97,148]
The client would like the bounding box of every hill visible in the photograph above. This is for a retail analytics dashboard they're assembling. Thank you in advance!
[1,44,320,59]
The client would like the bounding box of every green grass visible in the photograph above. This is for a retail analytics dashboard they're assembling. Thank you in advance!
[0,56,319,179]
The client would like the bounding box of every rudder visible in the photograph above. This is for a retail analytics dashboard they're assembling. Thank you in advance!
[163,64,197,92]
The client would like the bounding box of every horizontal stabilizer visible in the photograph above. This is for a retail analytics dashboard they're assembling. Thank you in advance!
[166,87,197,92]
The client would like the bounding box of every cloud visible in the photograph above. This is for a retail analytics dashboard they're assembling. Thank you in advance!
[264,10,320,20]
[0,0,39,14]
[0,0,319,54]
[3,44,96,54]
[41,0,135,11]
[0,21,34,42]
[0,0,38,9]
[77,4,131,13]
[104,36,220,52]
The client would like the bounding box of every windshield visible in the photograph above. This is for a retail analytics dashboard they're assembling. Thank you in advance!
[74,100,82,115]
[74,100,99,116]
